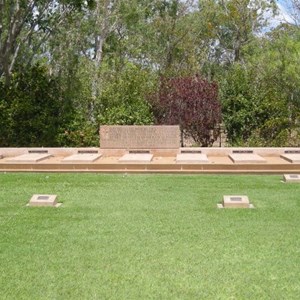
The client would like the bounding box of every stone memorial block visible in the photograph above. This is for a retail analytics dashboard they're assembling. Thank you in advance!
[28,194,60,207]
[283,174,300,183]
[100,125,180,149]
[217,195,254,208]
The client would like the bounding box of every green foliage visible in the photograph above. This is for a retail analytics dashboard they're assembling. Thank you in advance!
[221,25,300,146]
[57,118,100,147]
[1,0,299,147]
[97,64,155,125]
[0,65,72,147]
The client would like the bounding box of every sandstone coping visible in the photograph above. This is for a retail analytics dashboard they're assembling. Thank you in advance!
[1,147,300,157]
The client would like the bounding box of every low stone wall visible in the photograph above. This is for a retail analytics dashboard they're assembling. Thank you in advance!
[1,147,299,157]
[100,125,181,149]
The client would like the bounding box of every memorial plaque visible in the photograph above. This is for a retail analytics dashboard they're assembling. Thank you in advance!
[78,150,98,154]
[181,149,202,154]
[232,150,253,154]
[37,195,50,200]
[230,197,242,201]
[28,194,60,207]
[129,150,150,154]
[283,174,300,182]
[217,195,254,208]
[28,150,48,154]
[100,125,180,149]
[284,150,300,154]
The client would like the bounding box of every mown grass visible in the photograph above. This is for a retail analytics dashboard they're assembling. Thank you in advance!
[1,173,300,299]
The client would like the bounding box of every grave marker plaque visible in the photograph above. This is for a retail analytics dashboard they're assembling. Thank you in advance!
[217,195,254,208]
[283,174,300,182]
[28,194,60,207]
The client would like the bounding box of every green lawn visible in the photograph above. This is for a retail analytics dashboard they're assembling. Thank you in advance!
[1,173,300,299]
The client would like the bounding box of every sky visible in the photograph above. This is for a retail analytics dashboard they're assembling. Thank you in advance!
[275,0,296,25]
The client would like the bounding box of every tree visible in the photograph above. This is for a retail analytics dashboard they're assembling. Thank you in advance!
[221,24,300,146]
[97,63,154,125]
[198,0,276,64]
[0,0,94,85]
[152,75,221,146]
[0,64,72,146]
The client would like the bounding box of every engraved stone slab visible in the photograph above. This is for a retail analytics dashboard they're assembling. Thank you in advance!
[100,125,180,149]
[280,154,300,163]
[8,153,52,162]
[176,153,209,163]
[229,153,266,163]
[219,195,253,208]
[62,153,102,163]
[119,153,153,163]
[283,174,300,182]
[28,194,60,207]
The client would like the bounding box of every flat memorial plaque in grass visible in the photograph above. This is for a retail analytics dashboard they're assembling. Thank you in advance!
[28,194,61,207]
[218,195,254,208]
[283,174,300,182]
[1,173,300,299]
